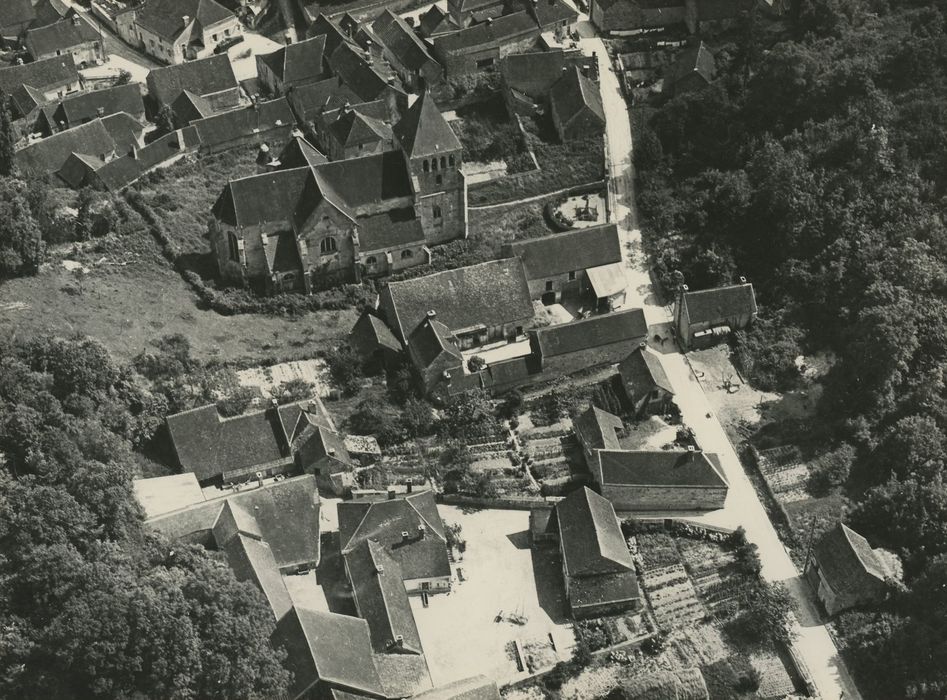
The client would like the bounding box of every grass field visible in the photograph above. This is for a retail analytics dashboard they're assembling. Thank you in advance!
[0,213,355,365]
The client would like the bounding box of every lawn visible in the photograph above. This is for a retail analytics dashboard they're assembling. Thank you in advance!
[0,220,355,365]
[467,114,605,206]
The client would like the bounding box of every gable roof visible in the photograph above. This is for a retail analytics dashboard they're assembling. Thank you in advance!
[532,308,648,358]
[412,676,502,700]
[573,405,624,451]
[49,82,145,129]
[418,5,460,37]
[550,66,605,128]
[101,111,144,153]
[813,523,888,595]
[16,118,115,179]
[666,41,715,88]
[349,311,404,358]
[598,449,728,488]
[385,258,533,341]
[680,282,757,326]
[504,224,621,279]
[409,317,463,370]
[338,490,451,581]
[0,54,77,102]
[344,539,424,654]
[223,533,294,619]
[306,13,357,56]
[556,486,635,575]
[311,149,413,210]
[278,135,329,168]
[136,0,234,41]
[212,166,312,227]
[276,607,386,699]
[327,41,402,104]
[373,9,440,73]
[190,97,294,148]
[618,345,674,400]
[500,49,569,97]
[357,206,425,252]
[524,0,579,28]
[434,11,538,53]
[287,75,362,121]
[0,0,35,31]
[147,53,238,106]
[257,34,326,85]
[393,89,461,158]
[25,15,98,58]
[329,106,392,147]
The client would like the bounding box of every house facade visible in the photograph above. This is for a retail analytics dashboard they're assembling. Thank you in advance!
[675,280,758,349]
[134,0,242,64]
[0,55,82,119]
[806,523,893,617]
[25,15,105,66]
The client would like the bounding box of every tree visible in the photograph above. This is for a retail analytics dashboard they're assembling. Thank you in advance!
[325,344,363,396]
[0,97,15,177]
[270,377,314,404]
[0,177,45,278]
[154,105,177,136]
[399,397,434,438]
[439,389,499,441]
[347,400,401,445]
[726,582,795,646]
[807,442,856,495]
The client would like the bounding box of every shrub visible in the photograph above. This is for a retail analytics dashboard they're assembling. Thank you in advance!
[216,386,258,417]
[808,442,855,495]
[324,344,362,396]
[270,378,314,404]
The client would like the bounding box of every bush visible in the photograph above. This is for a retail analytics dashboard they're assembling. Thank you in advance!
[808,442,855,495]
[216,386,258,417]
[270,378,314,404]
[324,344,362,396]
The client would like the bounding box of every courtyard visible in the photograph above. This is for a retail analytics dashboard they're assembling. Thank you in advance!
[411,506,577,687]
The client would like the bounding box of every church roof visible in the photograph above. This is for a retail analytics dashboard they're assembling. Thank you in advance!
[393,90,461,158]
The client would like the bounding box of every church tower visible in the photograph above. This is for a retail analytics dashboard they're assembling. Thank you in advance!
[394,90,467,245]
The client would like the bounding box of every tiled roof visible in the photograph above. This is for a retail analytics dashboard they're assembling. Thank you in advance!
[500,49,569,97]
[373,653,434,698]
[568,569,640,609]
[434,11,538,53]
[306,13,357,56]
[223,533,294,619]
[101,111,144,154]
[146,53,238,106]
[275,607,386,699]
[393,89,460,158]
[338,491,451,581]
[504,224,620,279]
[278,135,329,168]
[329,107,391,147]
[532,308,648,358]
[813,523,888,595]
[573,405,624,451]
[16,118,115,179]
[373,9,440,73]
[136,0,234,41]
[212,166,312,227]
[525,0,579,28]
[598,449,728,487]
[257,34,326,85]
[358,206,425,252]
[56,150,102,188]
[418,5,459,37]
[312,149,413,208]
[0,54,77,98]
[385,258,533,341]
[25,15,98,58]
[680,283,757,325]
[618,345,674,401]
[0,0,35,30]
[556,486,635,575]
[287,76,361,121]
[170,88,214,124]
[344,539,424,654]
[550,66,605,128]
[328,41,401,104]
[409,317,463,370]
[50,82,144,129]
[190,97,294,148]
[349,312,404,358]
[666,41,716,87]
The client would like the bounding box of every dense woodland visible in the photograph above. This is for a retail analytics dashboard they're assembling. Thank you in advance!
[636,0,947,695]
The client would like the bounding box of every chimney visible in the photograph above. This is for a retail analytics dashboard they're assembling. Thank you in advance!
[394,634,404,647]
[270,398,279,408]
[130,142,138,160]
[328,448,336,457]
[406,482,413,494]
[387,489,396,500]
[72,14,81,26]
[417,524,426,539]
[426,309,436,319]
[401,530,410,542]
[739,276,747,284]
[387,76,395,85]
[686,445,696,453]
[97,106,105,117]
[639,341,646,348]
[182,14,190,27]
[376,563,384,574]
[486,16,493,24]
[284,32,293,45]
[255,471,264,487]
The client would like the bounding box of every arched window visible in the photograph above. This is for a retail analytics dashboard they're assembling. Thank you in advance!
[423,160,429,173]
[432,205,442,219]
[228,232,240,262]
[401,249,413,259]
[320,237,337,255]
[440,156,446,169]
[365,256,377,265]
[432,158,438,171]
[448,154,455,167]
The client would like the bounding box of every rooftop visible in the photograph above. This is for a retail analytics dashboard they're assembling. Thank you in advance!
[531,308,648,358]
[504,223,620,279]
[136,0,234,41]
[393,89,461,158]
[680,282,757,325]
[573,405,624,451]
[257,34,326,86]
[813,523,890,595]
[146,53,238,106]
[618,345,675,398]
[556,486,635,576]
[550,65,605,128]
[598,449,728,488]
[25,15,98,58]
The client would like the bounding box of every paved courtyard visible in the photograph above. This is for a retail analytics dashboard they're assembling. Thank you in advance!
[411,507,577,687]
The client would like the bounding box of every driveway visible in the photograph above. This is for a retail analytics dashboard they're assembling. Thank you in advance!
[580,20,863,700]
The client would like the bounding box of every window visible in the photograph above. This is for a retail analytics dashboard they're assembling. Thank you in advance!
[440,156,446,169]
[224,28,231,37]
[365,256,377,266]
[432,205,442,219]
[423,160,429,173]
[320,237,338,254]
[568,271,576,281]
[436,174,443,185]
[545,281,554,292]
[212,33,218,41]
[448,154,455,166]
[476,57,494,69]
[401,249,413,259]
[432,158,438,171]
[228,232,240,262]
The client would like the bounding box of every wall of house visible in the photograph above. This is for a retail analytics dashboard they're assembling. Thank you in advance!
[528,271,583,302]
[591,1,686,32]
[197,18,242,59]
[113,8,140,47]
[359,242,429,278]
[676,304,755,348]
[404,575,451,594]
[571,596,639,620]
[601,484,728,512]
[632,388,673,417]
[329,135,393,161]
[300,201,359,289]
[202,87,242,113]
[437,30,539,76]
[256,59,281,96]
[31,39,106,67]
[199,121,295,156]
[138,24,187,64]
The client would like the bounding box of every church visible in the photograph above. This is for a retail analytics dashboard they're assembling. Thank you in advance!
[209,91,467,294]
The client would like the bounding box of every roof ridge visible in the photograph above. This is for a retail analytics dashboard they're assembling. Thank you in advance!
[406,494,447,543]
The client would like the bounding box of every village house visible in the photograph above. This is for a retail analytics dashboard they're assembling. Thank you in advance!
[595,448,729,512]
[34,82,145,135]
[806,523,896,617]
[418,5,460,39]
[549,65,606,141]
[523,0,579,34]
[189,96,295,154]
[675,279,758,349]
[379,257,534,348]
[589,0,752,35]
[664,41,715,96]
[499,48,595,116]
[15,118,122,185]
[255,34,328,96]
[574,404,625,467]
[372,9,444,91]
[548,486,641,618]
[146,52,241,118]
[24,13,104,66]
[502,223,624,308]
[164,398,357,494]
[210,90,466,293]
[338,490,452,595]
[618,344,676,417]
[433,12,541,75]
[133,0,242,64]
[448,0,507,28]
[0,54,81,119]
[137,473,322,617]
[0,0,36,44]
[325,39,408,116]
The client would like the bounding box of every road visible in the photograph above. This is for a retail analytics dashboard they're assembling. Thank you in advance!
[578,21,863,700]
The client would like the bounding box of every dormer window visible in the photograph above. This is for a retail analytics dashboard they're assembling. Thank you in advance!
[320,237,338,255]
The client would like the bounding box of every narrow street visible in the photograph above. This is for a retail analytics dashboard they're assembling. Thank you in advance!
[578,19,863,700]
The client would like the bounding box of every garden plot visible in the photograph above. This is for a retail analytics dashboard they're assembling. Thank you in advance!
[237,358,329,398]
[756,445,810,503]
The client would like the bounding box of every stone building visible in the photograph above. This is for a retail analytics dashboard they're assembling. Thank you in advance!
[674,280,757,349]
